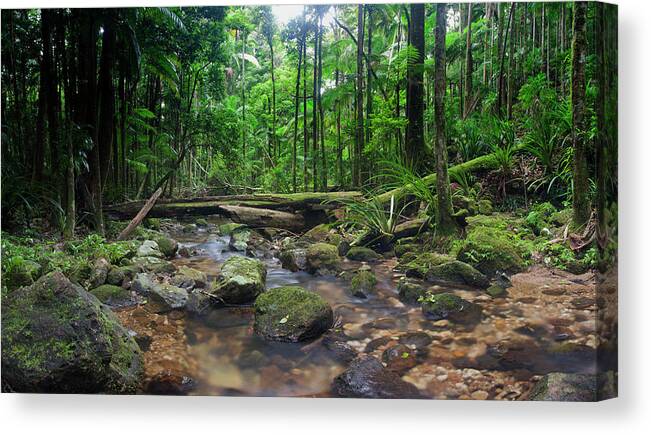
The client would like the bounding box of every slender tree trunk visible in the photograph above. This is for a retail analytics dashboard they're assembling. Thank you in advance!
[405,3,425,173]
[268,35,277,162]
[302,11,309,191]
[464,2,473,116]
[507,4,516,119]
[595,2,607,247]
[571,2,590,228]
[434,3,455,234]
[366,6,373,146]
[312,15,319,192]
[496,3,515,117]
[354,5,365,187]
[241,31,247,162]
[318,14,327,191]
[292,32,304,193]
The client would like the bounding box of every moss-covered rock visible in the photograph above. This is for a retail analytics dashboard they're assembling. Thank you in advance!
[301,224,332,243]
[195,218,208,227]
[147,284,188,313]
[214,256,266,304]
[397,277,427,304]
[345,246,381,262]
[136,240,164,258]
[3,259,42,290]
[1,272,143,393]
[400,252,453,278]
[253,286,333,342]
[394,243,418,259]
[229,228,251,252]
[172,266,207,290]
[454,225,528,275]
[420,292,482,325]
[106,265,141,286]
[218,222,246,236]
[130,256,176,274]
[88,258,111,288]
[154,235,178,259]
[306,243,341,275]
[279,243,308,272]
[525,202,557,235]
[425,260,490,288]
[90,284,133,306]
[349,269,377,298]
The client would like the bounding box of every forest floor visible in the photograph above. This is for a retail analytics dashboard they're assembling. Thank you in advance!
[1,200,617,399]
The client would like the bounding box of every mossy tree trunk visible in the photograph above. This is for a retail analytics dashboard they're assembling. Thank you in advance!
[571,1,591,228]
[434,3,456,235]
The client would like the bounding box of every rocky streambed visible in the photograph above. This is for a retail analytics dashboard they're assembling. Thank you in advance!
[2,216,614,400]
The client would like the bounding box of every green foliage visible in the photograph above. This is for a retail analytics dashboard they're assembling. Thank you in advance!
[334,195,409,238]
[525,202,557,235]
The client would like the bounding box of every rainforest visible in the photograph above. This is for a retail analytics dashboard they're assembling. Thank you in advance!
[1,2,618,400]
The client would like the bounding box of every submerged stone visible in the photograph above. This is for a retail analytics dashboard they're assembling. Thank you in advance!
[528,372,599,401]
[331,355,422,399]
[1,272,143,393]
[253,286,333,342]
[420,292,482,325]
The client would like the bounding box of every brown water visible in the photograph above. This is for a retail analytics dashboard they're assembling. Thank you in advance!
[127,223,599,399]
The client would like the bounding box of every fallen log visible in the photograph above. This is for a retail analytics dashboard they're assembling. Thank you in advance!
[116,188,163,241]
[104,191,361,232]
[219,205,305,233]
[375,146,525,204]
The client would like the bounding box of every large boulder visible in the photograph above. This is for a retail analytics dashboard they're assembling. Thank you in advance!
[214,256,266,304]
[331,355,422,399]
[528,373,599,401]
[306,243,340,275]
[1,272,143,393]
[253,286,333,342]
[455,224,528,275]
[420,292,482,325]
[425,260,490,288]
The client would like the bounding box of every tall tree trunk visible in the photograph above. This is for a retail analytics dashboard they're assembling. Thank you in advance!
[312,15,319,192]
[434,3,455,234]
[317,14,327,191]
[98,11,116,190]
[507,3,516,119]
[496,3,515,117]
[354,5,365,187]
[302,11,309,192]
[241,31,247,162]
[405,3,425,173]
[464,2,473,116]
[365,6,373,146]
[595,2,607,247]
[268,34,277,162]
[571,2,590,228]
[292,31,304,193]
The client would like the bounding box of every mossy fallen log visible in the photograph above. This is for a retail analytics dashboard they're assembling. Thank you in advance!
[105,191,361,231]
[375,148,523,204]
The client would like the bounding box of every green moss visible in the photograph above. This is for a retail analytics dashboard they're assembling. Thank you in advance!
[350,269,377,298]
[397,278,427,304]
[486,284,507,298]
[452,215,532,275]
[306,243,340,274]
[144,218,161,230]
[253,285,333,342]
[195,218,208,226]
[541,242,596,274]
[154,235,178,258]
[399,252,452,278]
[394,243,418,259]
[525,202,557,234]
[218,222,247,235]
[426,260,489,288]
[477,199,493,215]
[419,292,482,324]
[215,256,267,303]
[346,246,380,262]
[90,284,130,304]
